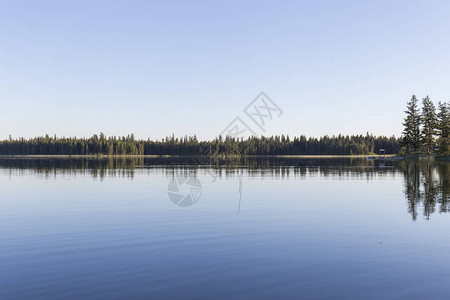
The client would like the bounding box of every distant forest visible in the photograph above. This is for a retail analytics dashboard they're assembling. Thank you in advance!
[1,95,448,157]
[0,134,399,155]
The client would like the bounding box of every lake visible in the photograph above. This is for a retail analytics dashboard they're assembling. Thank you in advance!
[0,157,449,300]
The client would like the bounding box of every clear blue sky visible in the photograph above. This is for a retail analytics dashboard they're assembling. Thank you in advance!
[1,0,449,140]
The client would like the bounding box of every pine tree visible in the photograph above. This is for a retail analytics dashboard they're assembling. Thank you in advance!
[437,101,450,155]
[421,96,438,153]
[402,95,421,153]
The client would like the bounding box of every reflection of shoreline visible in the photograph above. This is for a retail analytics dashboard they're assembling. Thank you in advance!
[0,154,391,158]
[0,156,400,178]
[1,157,448,220]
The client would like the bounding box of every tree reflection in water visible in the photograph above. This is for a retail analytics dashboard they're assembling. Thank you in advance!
[400,160,449,220]
[0,156,448,220]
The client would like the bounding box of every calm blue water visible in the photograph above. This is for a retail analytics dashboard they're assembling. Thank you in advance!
[0,158,449,300]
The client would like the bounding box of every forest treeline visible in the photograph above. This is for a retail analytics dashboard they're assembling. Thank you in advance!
[1,94,447,156]
[0,133,400,156]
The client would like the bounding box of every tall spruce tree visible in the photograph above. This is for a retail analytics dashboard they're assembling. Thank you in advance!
[402,95,421,153]
[437,101,449,155]
[421,96,437,153]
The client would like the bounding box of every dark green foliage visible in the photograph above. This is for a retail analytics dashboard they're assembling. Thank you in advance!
[421,96,438,153]
[401,95,449,156]
[437,102,450,155]
[401,95,421,153]
[0,133,400,155]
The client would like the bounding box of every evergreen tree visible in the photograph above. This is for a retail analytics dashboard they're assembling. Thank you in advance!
[402,95,421,153]
[437,101,450,155]
[421,96,438,153]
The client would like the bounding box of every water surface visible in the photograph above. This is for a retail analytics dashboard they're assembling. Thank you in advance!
[0,157,449,300]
